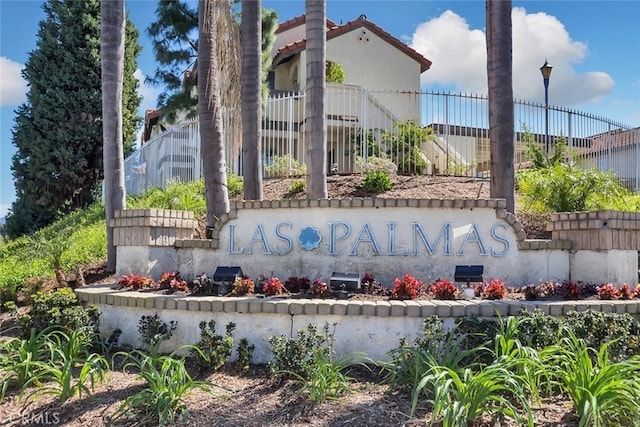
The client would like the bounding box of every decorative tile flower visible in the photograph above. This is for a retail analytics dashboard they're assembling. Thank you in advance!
[297,226,321,250]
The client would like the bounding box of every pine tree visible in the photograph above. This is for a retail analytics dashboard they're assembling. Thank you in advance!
[7,0,141,238]
[146,0,278,121]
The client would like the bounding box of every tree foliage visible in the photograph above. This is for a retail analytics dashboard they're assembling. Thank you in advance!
[517,128,631,212]
[382,120,434,175]
[146,0,278,122]
[7,0,141,239]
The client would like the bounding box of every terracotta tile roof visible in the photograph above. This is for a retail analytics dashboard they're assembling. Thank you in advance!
[585,127,639,154]
[275,14,337,34]
[273,15,432,73]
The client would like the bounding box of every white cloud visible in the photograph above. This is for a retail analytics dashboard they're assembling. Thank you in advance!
[0,203,10,219]
[0,57,27,107]
[134,68,160,113]
[411,7,614,107]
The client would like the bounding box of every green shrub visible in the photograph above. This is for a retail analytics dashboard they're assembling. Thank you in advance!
[137,313,178,355]
[128,179,207,216]
[325,61,346,83]
[13,287,100,342]
[289,179,306,194]
[515,308,562,350]
[190,320,235,373]
[268,323,335,382]
[264,155,307,178]
[382,121,433,175]
[448,158,477,176]
[227,172,244,197]
[355,155,397,176]
[516,163,629,212]
[564,310,640,361]
[522,126,571,170]
[236,338,255,375]
[359,171,392,193]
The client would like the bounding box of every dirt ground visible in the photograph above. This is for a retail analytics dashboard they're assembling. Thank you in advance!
[231,174,549,240]
[1,175,573,426]
[257,174,491,201]
[0,359,578,427]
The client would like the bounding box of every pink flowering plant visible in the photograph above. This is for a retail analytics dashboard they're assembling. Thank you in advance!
[618,283,636,300]
[597,283,620,300]
[310,279,330,298]
[263,276,284,296]
[117,274,153,290]
[157,271,188,293]
[232,276,254,296]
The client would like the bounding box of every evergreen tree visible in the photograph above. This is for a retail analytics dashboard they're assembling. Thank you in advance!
[7,0,141,238]
[146,0,199,123]
[123,17,143,156]
[146,0,277,122]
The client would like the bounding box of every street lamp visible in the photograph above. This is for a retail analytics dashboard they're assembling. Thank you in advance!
[540,60,553,154]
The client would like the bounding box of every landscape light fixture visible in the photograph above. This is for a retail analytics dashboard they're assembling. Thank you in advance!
[329,272,361,292]
[454,265,484,300]
[213,266,244,296]
[540,60,553,154]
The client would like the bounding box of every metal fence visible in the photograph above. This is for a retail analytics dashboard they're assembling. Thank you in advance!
[124,86,639,196]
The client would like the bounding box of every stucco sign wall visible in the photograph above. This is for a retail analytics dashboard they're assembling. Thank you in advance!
[182,199,563,286]
[112,202,639,287]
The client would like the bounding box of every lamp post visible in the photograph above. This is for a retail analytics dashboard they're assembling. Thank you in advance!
[540,60,553,154]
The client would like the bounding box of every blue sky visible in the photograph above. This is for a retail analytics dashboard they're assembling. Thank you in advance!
[1,0,639,218]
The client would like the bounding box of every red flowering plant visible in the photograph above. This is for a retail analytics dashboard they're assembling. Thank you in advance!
[619,283,636,300]
[597,283,620,300]
[429,278,457,300]
[482,278,507,300]
[561,280,582,300]
[310,279,330,298]
[170,277,189,293]
[157,271,188,293]
[284,276,310,293]
[117,274,153,290]
[361,273,375,286]
[263,276,284,296]
[392,274,422,300]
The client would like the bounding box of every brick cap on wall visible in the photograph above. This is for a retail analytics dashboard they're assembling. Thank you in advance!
[75,284,640,318]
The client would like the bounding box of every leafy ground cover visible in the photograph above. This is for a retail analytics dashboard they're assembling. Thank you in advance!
[2,299,640,426]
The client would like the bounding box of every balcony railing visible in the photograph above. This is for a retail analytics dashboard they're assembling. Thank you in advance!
[124,86,639,196]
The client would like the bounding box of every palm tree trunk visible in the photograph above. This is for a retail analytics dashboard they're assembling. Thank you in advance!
[199,0,230,233]
[241,0,263,200]
[100,0,126,272]
[305,0,328,199]
[486,0,515,213]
